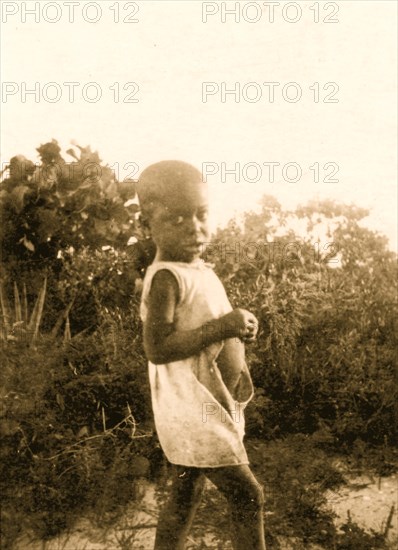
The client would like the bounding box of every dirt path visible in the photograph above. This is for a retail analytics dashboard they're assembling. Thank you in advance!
[327,473,397,541]
[14,471,397,549]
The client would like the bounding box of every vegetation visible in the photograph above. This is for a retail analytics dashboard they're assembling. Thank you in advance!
[0,140,144,333]
[1,142,397,549]
[208,196,397,450]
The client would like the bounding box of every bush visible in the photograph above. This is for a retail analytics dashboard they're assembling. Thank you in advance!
[0,140,145,333]
[0,303,155,548]
[209,198,398,448]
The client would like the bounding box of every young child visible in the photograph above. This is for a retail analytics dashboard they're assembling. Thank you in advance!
[137,160,266,550]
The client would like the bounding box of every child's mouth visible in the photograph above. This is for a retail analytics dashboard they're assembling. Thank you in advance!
[183,243,204,255]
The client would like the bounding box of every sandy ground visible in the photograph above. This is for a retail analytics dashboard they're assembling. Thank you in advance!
[15,473,397,550]
[327,473,397,539]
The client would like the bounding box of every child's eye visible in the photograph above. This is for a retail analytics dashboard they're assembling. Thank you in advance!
[198,211,208,222]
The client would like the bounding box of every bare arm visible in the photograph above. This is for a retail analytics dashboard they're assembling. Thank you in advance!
[143,270,239,364]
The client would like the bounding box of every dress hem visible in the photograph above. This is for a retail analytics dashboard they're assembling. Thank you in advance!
[167,459,250,468]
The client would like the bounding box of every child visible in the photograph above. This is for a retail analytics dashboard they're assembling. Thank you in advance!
[137,160,266,550]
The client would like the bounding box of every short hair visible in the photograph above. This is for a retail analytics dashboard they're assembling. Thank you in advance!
[136,160,203,215]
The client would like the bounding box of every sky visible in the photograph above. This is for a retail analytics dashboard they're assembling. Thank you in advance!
[1,0,397,249]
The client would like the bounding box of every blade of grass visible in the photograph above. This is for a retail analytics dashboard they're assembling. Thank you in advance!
[14,282,22,323]
[0,283,11,334]
[63,314,71,343]
[27,291,40,332]
[28,277,47,341]
[383,504,395,537]
[33,276,47,340]
[102,406,106,432]
[51,296,75,338]
[22,283,28,325]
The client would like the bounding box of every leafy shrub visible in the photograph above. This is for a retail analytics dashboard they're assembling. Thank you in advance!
[209,197,398,448]
[0,303,154,548]
[0,140,144,333]
[1,141,138,271]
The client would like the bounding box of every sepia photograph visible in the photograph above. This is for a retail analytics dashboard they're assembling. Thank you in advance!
[0,1,397,549]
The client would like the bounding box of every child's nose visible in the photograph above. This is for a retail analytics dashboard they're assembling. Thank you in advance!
[187,216,203,234]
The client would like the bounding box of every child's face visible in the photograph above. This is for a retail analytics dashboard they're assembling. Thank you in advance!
[148,182,210,263]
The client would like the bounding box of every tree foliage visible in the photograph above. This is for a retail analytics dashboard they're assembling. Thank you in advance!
[205,197,397,445]
[1,140,139,283]
[0,140,148,331]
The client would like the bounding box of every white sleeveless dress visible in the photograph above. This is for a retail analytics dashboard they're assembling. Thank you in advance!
[140,259,254,468]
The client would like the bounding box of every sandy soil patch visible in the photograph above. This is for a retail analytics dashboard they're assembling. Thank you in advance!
[14,473,397,549]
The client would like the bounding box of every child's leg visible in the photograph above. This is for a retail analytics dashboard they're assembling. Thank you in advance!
[204,464,266,550]
[154,465,205,550]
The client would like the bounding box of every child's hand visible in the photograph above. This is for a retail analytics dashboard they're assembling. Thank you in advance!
[221,308,258,343]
